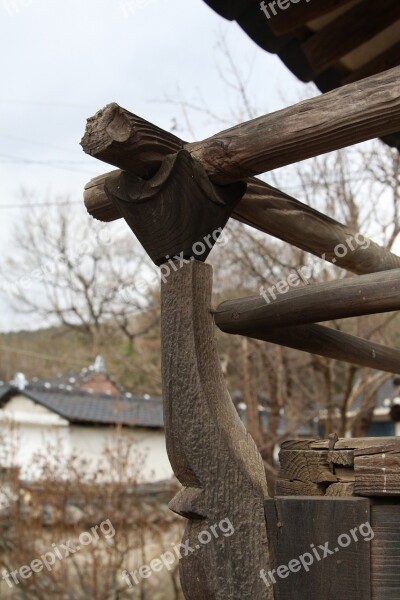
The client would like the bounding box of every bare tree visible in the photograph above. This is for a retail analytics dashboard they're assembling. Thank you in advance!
[0,199,160,354]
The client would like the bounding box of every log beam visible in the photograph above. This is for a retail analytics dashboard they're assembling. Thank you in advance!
[215,269,400,332]
[235,323,400,374]
[82,67,400,183]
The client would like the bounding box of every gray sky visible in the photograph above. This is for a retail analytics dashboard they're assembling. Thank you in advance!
[0,0,318,331]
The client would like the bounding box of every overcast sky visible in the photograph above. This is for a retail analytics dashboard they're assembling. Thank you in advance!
[0,0,311,332]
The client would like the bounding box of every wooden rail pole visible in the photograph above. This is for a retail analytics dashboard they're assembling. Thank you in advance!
[82,67,400,182]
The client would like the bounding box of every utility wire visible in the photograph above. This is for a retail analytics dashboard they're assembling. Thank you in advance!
[0,344,88,366]
[0,201,82,209]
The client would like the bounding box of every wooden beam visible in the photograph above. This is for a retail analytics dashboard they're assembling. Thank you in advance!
[214,269,400,332]
[266,0,355,35]
[226,323,400,374]
[343,41,400,84]
[82,122,400,276]
[265,497,371,600]
[302,0,400,74]
[81,66,400,184]
[161,260,272,600]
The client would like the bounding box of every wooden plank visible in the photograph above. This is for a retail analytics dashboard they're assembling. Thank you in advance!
[266,0,356,35]
[264,497,371,599]
[343,41,400,84]
[371,503,400,599]
[325,482,355,496]
[354,443,400,496]
[221,322,400,375]
[84,170,400,275]
[214,269,400,331]
[328,450,354,467]
[312,437,400,450]
[161,260,272,599]
[81,67,400,185]
[302,0,400,74]
[275,479,327,496]
[279,450,337,484]
[280,439,317,451]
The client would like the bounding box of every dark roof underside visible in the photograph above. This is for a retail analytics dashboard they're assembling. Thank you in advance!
[203,0,400,151]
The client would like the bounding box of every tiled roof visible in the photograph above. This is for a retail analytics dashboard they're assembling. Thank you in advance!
[0,385,164,429]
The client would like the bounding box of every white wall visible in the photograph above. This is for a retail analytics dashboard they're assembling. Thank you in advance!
[0,394,173,483]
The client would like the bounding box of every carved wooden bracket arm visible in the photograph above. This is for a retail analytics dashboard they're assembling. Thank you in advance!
[102,149,246,266]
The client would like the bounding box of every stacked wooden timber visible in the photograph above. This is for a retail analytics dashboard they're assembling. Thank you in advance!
[276,437,400,497]
[270,437,400,598]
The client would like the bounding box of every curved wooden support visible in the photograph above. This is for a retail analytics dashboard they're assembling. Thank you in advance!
[161,260,272,600]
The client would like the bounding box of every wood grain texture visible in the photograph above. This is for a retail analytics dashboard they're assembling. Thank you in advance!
[275,479,327,497]
[81,103,184,178]
[220,322,400,374]
[311,437,400,450]
[354,442,400,496]
[265,497,371,600]
[328,450,354,467]
[371,503,400,599]
[215,268,400,332]
[103,151,245,266]
[325,482,355,496]
[302,0,400,74]
[161,260,272,600]
[279,450,337,484]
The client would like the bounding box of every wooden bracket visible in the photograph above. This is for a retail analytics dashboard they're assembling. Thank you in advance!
[103,149,246,266]
[162,260,272,600]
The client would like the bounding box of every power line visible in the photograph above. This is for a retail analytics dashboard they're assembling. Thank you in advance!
[0,201,82,210]
[0,133,78,155]
[0,153,98,175]
[0,344,87,366]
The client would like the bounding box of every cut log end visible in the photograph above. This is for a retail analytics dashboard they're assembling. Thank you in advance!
[80,102,133,157]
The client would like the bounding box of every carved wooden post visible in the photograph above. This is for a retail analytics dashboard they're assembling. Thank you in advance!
[162,260,271,599]
[101,150,272,599]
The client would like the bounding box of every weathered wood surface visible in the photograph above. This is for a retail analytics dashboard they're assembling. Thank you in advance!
[82,104,400,275]
[82,69,400,183]
[325,482,355,496]
[161,260,271,599]
[226,322,400,374]
[311,437,400,450]
[275,479,326,497]
[215,268,400,331]
[328,449,354,467]
[302,0,400,74]
[279,450,337,485]
[371,503,400,599]
[354,442,400,496]
[103,151,245,265]
[265,497,371,600]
